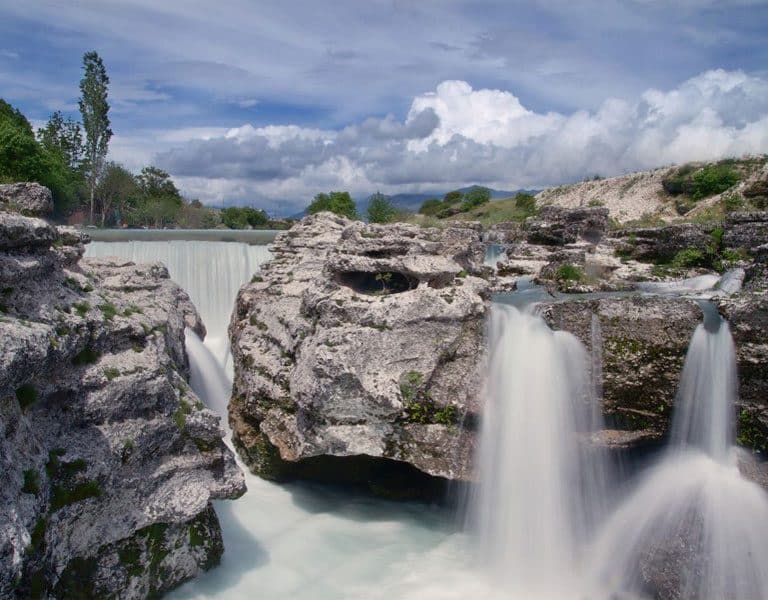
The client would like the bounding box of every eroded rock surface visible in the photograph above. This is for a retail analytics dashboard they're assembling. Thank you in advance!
[0,188,244,598]
[229,213,489,485]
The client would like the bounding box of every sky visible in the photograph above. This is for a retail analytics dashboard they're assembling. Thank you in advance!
[1,0,768,215]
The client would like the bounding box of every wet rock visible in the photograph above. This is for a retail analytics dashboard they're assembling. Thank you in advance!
[0,189,243,598]
[610,223,713,263]
[542,296,702,441]
[229,212,488,486]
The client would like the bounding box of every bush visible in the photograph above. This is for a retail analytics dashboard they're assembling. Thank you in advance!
[367,193,397,223]
[514,192,536,214]
[418,198,442,216]
[555,264,584,282]
[307,191,358,219]
[671,247,708,268]
[663,163,740,200]
[460,187,491,210]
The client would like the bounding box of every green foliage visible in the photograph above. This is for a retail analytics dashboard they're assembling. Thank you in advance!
[723,191,745,213]
[442,190,464,205]
[22,469,41,494]
[96,162,137,226]
[367,192,397,223]
[514,192,537,214]
[220,206,269,229]
[460,187,491,210]
[418,198,442,216]
[50,480,103,511]
[737,409,768,454]
[73,301,90,317]
[79,50,113,224]
[374,271,393,293]
[15,384,38,410]
[103,367,120,381]
[663,162,740,200]
[307,191,358,219]
[671,247,709,269]
[98,301,117,320]
[555,264,584,282]
[28,517,48,554]
[73,347,100,366]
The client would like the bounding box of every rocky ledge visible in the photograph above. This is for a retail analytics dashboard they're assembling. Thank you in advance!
[0,184,244,598]
[229,213,489,491]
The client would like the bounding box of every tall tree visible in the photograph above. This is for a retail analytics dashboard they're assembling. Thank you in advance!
[79,51,112,225]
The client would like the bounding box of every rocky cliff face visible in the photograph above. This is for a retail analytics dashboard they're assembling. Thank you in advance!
[229,213,489,488]
[0,184,244,598]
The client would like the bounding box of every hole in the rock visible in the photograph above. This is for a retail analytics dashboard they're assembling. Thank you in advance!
[362,248,408,259]
[335,271,417,295]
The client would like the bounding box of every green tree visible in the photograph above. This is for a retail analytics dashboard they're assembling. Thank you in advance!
[37,111,84,171]
[417,198,441,215]
[461,187,491,210]
[96,162,136,226]
[307,190,358,219]
[514,192,537,214]
[79,51,113,225]
[129,166,182,227]
[442,190,464,205]
[367,192,397,223]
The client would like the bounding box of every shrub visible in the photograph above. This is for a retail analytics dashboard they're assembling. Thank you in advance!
[98,302,117,320]
[15,384,38,409]
[555,264,584,282]
[671,247,708,268]
[307,191,358,219]
[514,192,537,214]
[367,193,397,223]
[460,187,491,210]
[418,198,442,216]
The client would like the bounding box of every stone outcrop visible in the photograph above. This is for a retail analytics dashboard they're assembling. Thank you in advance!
[724,211,768,259]
[609,223,715,263]
[0,187,244,598]
[525,205,609,246]
[229,213,489,487]
[0,182,54,216]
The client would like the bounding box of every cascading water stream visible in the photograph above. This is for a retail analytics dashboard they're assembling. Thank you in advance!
[587,312,768,599]
[470,303,610,596]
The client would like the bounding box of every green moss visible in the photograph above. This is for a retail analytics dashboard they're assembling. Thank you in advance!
[72,301,90,318]
[189,523,205,547]
[122,304,143,317]
[72,347,100,366]
[103,367,120,381]
[174,399,193,431]
[50,480,103,511]
[737,409,768,454]
[15,384,38,410]
[21,469,41,495]
[250,275,264,283]
[45,448,66,477]
[555,264,584,282]
[55,324,70,336]
[118,540,144,577]
[455,270,468,278]
[27,517,47,554]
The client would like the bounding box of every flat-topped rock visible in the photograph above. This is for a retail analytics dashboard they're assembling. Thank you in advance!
[0,182,54,216]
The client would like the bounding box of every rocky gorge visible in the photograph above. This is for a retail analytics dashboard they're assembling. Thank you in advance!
[2,178,768,598]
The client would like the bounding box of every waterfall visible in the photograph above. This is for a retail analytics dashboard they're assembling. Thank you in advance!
[185,328,233,424]
[483,244,505,267]
[86,239,271,365]
[670,319,737,460]
[588,313,768,599]
[470,303,609,595]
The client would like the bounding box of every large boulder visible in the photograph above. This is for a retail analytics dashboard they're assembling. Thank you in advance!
[0,182,54,217]
[609,223,714,263]
[0,191,244,598]
[723,211,768,259]
[229,213,489,488]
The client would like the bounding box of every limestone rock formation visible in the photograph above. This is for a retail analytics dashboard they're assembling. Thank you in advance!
[0,182,54,217]
[229,213,489,486]
[542,296,703,445]
[0,187,244,598]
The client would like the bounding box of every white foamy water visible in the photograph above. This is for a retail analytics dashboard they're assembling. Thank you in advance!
[588,316,768,599]
[469,304,610,597]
